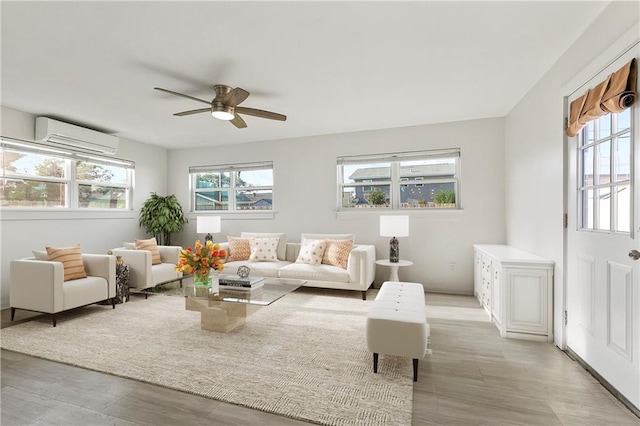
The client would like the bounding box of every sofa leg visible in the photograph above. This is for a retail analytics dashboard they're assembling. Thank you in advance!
[373,353,379,373]
[10,307,15,321]
[52,314,57,327]
[413,358,419,382]
[362,290,367,301]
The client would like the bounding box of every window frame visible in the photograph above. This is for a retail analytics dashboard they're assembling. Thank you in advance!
[337,148,461,211]
[1,137,134,211]
[189,161,274,215]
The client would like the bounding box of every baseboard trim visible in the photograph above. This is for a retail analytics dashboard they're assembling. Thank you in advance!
[564,347,639,419]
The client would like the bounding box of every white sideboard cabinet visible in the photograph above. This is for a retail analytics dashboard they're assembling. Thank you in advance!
[473,244,554,342]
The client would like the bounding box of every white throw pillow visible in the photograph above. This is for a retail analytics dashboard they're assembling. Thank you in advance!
[241,232,287,260]
[249,237,280,262]
[296,239,328,266]
[124,242,136,250]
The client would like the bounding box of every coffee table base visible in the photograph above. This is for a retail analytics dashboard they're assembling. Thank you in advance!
[185,298,261,332]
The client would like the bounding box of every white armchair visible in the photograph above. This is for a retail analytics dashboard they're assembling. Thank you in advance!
[10,254,116,327]
[111,244,182,291]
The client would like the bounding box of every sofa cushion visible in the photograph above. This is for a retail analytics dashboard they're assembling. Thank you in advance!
[241,232,287,260]
[322,239,354,269]
[151,263,180,286]
[46,244,88,281]
[135,237,161,265]
[249,237,280,262]
[227,237,251,261]
[296,239,327,266]
[279,263,350,283]
[63,276,107,309]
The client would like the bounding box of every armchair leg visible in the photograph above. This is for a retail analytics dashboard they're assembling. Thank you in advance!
[11,307,15,321]
[362,290,367,301]
[373,353,379,373]
[52,314,57,327]
[112,298,116,309]
[413,358,419,382]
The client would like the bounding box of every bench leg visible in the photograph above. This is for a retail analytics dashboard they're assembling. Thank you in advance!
[373,353,379,373]
[413,358,418,382]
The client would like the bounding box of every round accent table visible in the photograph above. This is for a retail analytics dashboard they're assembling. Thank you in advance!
[375,259,413,282]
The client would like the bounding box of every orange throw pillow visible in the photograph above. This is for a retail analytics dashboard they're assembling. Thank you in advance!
[227,237,251,261]
[46,244,87,281]
[322,239,354,269]
[135,237,162,265]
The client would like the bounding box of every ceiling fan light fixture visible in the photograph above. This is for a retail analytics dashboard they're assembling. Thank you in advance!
[211,104,235,121]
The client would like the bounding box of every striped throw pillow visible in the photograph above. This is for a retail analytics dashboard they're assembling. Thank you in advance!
[45,244,87,281]
[135,237,162,265]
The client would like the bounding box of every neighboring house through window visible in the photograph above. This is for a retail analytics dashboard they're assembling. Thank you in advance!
[338,149,460,210]
[190,161,273,212]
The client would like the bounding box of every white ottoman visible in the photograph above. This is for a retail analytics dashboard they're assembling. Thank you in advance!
[366,281,427,381]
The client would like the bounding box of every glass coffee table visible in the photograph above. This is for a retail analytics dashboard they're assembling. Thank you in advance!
[137,277,305,332]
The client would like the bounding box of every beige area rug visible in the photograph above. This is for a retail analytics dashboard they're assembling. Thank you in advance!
[1,288,421,425]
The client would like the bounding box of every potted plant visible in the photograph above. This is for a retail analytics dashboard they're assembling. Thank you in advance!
[139,193,188,245]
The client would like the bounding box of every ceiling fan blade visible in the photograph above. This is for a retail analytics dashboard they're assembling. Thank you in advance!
[173,108,211,116]
[154,87,211,105]
[235,106,287,121]
[230,113,247,129]
[223,87,250,107]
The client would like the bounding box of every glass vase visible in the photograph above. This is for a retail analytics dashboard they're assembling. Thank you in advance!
[194,270,211,286]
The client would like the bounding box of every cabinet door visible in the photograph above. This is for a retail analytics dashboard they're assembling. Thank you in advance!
[481,257,491,308]
[474,251,482,300]
[491,262,501,322]
[505,268,549,334]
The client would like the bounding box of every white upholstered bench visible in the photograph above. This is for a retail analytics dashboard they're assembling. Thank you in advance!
[366,281,428,381]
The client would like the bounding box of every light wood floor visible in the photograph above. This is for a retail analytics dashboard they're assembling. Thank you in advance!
[2,291,638,425]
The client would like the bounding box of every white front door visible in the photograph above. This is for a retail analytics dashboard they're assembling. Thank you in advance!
[565,51,640,411]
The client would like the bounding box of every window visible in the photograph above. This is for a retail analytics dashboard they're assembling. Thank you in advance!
[190,161,273,212]
[578,108,632,233]
[338,149,460,210]
[1,138,134,209]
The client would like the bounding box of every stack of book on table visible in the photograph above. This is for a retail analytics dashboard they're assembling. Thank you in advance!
[219,274,265,290]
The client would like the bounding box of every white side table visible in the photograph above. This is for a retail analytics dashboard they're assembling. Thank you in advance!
[375,259,413,282]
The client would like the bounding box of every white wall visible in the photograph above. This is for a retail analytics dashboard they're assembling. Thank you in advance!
[0,107,169,308]
[168,117,506,293]
[505,2,640,346]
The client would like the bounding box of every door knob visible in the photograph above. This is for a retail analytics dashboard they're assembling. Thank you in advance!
[629,250,640,260]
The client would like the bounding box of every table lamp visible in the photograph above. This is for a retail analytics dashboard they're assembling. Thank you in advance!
[379,215,409,263]
[196,216,221,243]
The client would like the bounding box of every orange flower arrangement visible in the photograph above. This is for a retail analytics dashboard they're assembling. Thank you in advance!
[175,240,226,284]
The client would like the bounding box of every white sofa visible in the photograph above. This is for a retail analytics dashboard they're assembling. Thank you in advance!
[111,244,182,290]
[10,254,116,326]
[220,233,376,300]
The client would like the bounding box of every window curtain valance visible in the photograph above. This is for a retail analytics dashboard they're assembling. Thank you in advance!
[566,58,637,137]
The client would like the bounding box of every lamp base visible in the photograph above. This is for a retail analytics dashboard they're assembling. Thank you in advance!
[389,237,399,263]
[204,233,213,243]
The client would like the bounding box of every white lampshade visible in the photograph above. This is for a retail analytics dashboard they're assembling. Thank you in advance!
[196,216,221,233]
[379,215,409,237]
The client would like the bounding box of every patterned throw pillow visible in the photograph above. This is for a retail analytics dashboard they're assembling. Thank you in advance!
[45,244,87,281]
[322,239,354,269]
[296,239,328,266]
[249,237,280,262]
[135,237,162,265]
[227,237,251,261]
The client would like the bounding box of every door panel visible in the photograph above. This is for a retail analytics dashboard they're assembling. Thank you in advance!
[565,51,639,411]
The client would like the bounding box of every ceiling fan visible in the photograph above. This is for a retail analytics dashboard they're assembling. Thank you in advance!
[154,85,287,129]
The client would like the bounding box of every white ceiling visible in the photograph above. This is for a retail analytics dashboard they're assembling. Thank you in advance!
[1,1,609,150]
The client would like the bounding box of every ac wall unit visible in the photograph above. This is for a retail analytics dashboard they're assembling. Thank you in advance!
[35,117,119,155]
